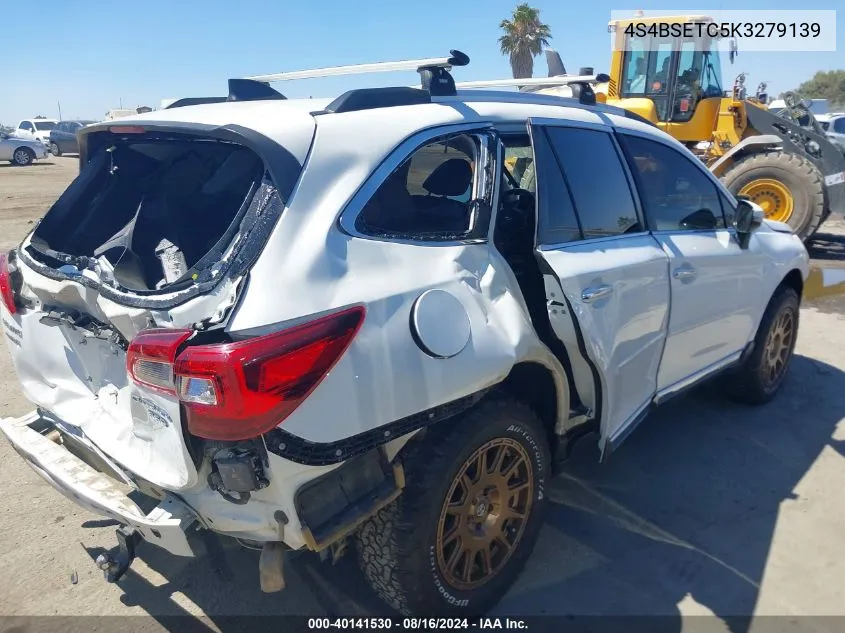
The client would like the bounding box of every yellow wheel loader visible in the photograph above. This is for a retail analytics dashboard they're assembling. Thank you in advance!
[523,15,845,242]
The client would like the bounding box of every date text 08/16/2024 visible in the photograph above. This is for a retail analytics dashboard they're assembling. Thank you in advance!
[307,618,529,630]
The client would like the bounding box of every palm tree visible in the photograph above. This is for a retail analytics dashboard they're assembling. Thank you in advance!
[498,3,553,80]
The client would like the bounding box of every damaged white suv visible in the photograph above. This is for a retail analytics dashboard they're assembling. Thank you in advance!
[0,52,809,617]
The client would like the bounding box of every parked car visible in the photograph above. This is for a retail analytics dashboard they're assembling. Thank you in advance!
[0,53,809,617]
[824,114,845,155]
[0,131,50,165]
[12,118,59,146]
[48,120,96,156]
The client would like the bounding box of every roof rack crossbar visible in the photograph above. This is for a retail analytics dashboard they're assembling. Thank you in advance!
[245,50,469,98]
[452,72,610,106]
[246,50,469,83]
[453,75,598,89]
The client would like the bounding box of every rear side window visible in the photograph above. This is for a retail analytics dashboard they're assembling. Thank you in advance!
[34,136,265,291]
[356,133,484,241]
[529,129,581,244]
[544,126,642,239]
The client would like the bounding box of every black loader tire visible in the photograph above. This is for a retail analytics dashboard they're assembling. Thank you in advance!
[720,151,825,242]
[723,285,800,406]
[355,394,551,617]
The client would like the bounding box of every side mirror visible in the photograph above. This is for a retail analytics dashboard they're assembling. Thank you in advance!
[735,198,765,249]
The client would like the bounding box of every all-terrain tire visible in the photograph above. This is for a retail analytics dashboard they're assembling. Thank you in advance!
[11,147,34,166]
[355,394,551,617]
[720,151,825,242]
[723,285,800,406]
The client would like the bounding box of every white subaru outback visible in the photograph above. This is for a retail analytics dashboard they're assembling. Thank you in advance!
[0,52,809,617]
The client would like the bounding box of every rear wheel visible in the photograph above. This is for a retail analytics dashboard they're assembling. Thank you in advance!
[49,142,61,156]
[12,147,34,166]
[355,395,550,616]
[720,151,825,242]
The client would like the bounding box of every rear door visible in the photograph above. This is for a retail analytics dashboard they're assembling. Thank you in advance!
[616,131,767,394]
[527,118,671,451]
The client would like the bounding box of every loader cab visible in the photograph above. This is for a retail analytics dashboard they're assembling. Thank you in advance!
[607,17,726,142]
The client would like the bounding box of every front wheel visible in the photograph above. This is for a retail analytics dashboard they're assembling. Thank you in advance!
[723,286,799,405]
[12,148,34,166]
[355,395,551,617]
[49,142,61,156]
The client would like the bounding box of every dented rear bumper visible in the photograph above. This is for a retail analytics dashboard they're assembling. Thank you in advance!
[0,410,198,557]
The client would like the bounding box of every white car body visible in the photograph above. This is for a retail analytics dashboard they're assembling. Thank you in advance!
[0,65,810,615]
[13,118,59,145]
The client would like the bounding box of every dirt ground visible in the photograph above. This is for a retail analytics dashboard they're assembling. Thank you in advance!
[3,158,845,630]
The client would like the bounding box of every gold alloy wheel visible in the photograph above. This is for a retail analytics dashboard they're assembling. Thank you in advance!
[738,179,795,223]
[435,438,534,590]
[762,307,795,388]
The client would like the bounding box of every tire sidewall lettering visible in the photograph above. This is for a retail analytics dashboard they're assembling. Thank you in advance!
[506,423,545,501]
[429,545,470,608]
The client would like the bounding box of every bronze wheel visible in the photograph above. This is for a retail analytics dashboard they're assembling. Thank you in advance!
[435,438,534,590]
[761,307,795,389]
[722,285,799,406]
[355,395,550,617]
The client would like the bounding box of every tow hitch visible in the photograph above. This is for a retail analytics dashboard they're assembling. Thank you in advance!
[95,525,142,583]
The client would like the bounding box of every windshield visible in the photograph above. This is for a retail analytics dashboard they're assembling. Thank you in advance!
[33,121,57,131]
[621,31,722,98]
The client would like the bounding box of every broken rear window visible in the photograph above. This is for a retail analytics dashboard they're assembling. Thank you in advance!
[32,135,265,292]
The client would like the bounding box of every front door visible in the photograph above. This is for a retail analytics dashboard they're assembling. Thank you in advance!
[526,118,671,450]
[616,130,767,393]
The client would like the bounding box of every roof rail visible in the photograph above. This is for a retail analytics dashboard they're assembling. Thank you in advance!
[165,96,228,109]
[453,73,610,106]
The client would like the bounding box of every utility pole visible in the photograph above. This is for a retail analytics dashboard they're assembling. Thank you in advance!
[57,101,62,121]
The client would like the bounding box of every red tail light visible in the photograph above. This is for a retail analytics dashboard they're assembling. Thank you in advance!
[126,306,365,441]
[126,328,193,394]
[0,252,18,315]
[109,126,146,134]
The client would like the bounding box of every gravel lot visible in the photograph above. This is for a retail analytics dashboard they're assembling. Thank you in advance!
[2,158,845,630]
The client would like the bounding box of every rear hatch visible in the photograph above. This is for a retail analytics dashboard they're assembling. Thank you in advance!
[1,120,310,491]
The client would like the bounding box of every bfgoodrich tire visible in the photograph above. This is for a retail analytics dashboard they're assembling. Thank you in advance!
[724,285,800,406]
[355,394,551,617]
[720,151,825,242]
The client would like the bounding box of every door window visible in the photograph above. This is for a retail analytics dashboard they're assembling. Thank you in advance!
[19,122,33,131]
[544,126,642,240]
[356,133,484,241]
[524,130,581,245]
[834,118,845,134]
[619,133,726,231]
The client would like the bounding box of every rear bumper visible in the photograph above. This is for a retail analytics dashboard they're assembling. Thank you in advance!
[0,411,198,557]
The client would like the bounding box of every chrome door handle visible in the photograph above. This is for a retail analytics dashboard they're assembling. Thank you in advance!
[673,266,697,280]
[581,284,613,303]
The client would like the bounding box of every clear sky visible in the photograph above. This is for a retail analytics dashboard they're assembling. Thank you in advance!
[2,0,842,124]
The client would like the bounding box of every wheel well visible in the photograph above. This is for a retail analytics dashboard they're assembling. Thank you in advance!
[497,362,558,446]
[15,146,35,156]
[781,268,804,302]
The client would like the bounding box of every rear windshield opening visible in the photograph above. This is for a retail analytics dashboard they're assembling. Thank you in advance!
[33,135,264,292]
